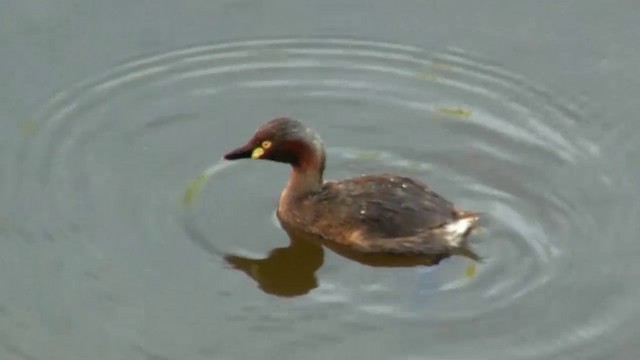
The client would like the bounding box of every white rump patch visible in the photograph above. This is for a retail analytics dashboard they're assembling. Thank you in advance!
[442,217,476,246]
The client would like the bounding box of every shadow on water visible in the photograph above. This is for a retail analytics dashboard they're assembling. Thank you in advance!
[223,231,324,298]
[223,223,454,298]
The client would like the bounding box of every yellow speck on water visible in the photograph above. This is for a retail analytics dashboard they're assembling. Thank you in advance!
[20,122,37,136]
[407,161,421,170]
[431,61,453,71]
[354,151,382,160]
[416,71,438,81]
[434,107,472,120]
[416,61,453,81]
[464,262,477,279]
[182,172,210,205]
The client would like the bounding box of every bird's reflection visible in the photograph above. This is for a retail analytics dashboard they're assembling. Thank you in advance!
[224,224,450,297]
[224,229,324,297]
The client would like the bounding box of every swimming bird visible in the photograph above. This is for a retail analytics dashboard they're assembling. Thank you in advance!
[223,117,481,261]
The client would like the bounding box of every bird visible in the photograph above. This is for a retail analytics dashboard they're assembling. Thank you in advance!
[223,117,481,261]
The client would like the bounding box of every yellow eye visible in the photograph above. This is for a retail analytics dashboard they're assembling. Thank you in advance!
[261,140,272,149]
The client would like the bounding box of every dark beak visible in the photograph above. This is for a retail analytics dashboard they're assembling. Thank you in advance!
[223,142,254,160]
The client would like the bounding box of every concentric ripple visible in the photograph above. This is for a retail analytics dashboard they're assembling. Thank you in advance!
[7,38,639,359]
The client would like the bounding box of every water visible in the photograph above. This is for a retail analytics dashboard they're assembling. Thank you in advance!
[2,35,639,360]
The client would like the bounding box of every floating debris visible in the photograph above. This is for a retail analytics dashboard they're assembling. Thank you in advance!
[407,160,425,170]
[416,71,439,81]
[181,161,234,205]
[20,121,37,136]
[354,151,383,160]
[431,61,453,71]
[434,107,472,120]
[182,172,210,205]
[416,62,453,81]
[463,262,477,279]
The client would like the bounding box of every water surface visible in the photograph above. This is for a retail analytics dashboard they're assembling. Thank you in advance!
[2,37,639,360]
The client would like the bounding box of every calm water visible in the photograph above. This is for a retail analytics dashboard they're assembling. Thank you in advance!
[2,3,640,360]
